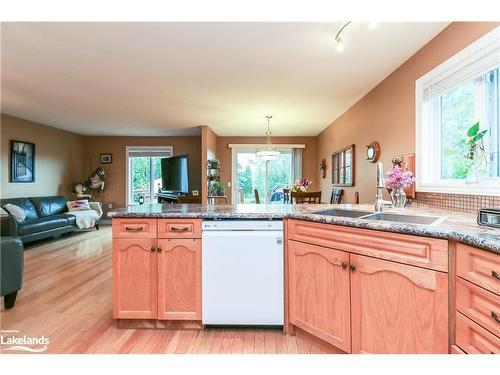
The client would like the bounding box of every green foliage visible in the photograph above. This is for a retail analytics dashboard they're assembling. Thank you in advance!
[235,153,292,203]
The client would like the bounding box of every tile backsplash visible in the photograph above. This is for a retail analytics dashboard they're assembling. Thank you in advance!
[412,192,500,213]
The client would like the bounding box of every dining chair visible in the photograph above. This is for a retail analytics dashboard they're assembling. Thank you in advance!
[283,188,290,204]
[254,189,260,204]
[330,188,344,204]
[291,191,322,204]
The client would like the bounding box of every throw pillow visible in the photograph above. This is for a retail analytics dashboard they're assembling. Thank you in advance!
[66,200,92,212]
[3,204,26,223]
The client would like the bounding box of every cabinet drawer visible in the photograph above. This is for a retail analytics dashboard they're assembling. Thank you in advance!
[456,277,500,337]
[112,218,157,238]
[287,220,448,272]
[158,219,201,239]
[455,312,500,354]
[457,243,500,295]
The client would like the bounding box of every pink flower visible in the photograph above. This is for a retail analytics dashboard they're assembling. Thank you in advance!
[385,165,415,189]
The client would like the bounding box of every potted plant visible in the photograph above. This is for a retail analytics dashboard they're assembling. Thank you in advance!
[462,122,487,183]
[210,181,225,196]
[207,159,221,170]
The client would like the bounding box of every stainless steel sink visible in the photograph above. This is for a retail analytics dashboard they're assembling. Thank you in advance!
[313,209,374,218]
[313,209,442,225]
[361,212,441,225]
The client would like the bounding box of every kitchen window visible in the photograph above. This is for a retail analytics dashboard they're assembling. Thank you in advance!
[126,146,173,205]
[416,27,500,195]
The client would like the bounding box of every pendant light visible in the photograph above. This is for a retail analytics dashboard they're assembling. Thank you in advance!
[257,115,280,161]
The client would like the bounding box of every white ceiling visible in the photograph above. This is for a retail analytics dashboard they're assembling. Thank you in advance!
[1,22,449,137]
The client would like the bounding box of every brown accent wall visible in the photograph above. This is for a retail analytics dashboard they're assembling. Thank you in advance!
[217,136,318,203]
[83,136,201,215]
[201,125,219,202]
[1,114,85,198]
[317,22,499,204]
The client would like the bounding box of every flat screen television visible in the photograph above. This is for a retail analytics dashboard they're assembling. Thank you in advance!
[161,155,189,194]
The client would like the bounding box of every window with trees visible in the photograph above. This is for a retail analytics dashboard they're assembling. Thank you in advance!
[126,146,173,205]
[416,27,500,195]
[231,145,303,203]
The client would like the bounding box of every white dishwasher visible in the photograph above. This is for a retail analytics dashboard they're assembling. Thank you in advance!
[201,220,284,326]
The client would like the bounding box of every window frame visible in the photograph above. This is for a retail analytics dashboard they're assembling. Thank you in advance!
[125,146,174,206]
[415,26,500,196]
[331,144,355,187]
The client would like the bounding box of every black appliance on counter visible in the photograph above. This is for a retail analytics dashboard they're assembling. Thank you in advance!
[478,208,500,228]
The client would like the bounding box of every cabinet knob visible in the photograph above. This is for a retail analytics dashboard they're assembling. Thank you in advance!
[150,246,156,252]
[492,311,500,323]
[492,271,500,280]
[341,261,348,269]
[350,264,356,271]
[157,246,162,253]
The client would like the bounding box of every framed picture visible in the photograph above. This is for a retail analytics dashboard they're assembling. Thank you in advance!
[100,153,112,164]
[10,140,35,183]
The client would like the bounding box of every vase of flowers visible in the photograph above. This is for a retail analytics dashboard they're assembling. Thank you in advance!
[289,178,312,192]
[385,165,416,208]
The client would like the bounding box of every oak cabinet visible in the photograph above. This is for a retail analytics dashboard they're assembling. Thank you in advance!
[288,240,351,352]
[157,238,202,320]
[350,254,449,353]
[286,219,449,354]
[112,238,158,319]
[112,219,202,322]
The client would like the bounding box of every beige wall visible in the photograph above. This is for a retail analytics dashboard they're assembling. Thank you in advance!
[201,125,219,202]
[83,136,201,215]
[317,22,499,204]
[217,136,318,203]
[1,114,85,198]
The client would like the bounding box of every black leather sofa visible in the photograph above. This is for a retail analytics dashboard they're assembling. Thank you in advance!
[0,196,77,244]
[1,236,24,309]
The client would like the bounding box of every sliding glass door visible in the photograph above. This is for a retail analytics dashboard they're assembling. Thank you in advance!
[126,147,173,205]
[232,148,301,204]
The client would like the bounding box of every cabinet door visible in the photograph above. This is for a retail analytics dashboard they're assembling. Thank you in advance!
[288,240,351,352]
[112,238,157,319]
[350,254,448,354]
[157,238,201,320]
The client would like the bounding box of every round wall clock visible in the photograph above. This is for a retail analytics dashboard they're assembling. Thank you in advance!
[366,142,380,163]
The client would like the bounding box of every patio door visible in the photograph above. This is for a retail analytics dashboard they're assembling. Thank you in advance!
[231,146,303,204]
[126,146,173,205]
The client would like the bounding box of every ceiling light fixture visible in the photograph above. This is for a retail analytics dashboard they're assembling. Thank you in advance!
[334,21,351,53]
[334,22,379,52]
[257,115,280,161]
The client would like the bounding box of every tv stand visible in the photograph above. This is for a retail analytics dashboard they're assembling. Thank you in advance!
[156,192,181,204]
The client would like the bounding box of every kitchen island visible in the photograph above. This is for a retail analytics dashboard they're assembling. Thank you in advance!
[108,203,500,354]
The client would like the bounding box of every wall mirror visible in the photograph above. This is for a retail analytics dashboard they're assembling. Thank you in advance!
[332,144,355,186]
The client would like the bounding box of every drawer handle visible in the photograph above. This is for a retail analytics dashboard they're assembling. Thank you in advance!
[492,271,500,280]
[125,226,144,232]
[170,226,190,232]
[492,311,500,323]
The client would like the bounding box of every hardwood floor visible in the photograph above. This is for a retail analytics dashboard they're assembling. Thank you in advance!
[0,227,326,354]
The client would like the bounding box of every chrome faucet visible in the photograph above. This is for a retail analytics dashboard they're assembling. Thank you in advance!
[375,162,392,212]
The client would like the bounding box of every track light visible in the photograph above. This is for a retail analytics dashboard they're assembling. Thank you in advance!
[335,37,344,52]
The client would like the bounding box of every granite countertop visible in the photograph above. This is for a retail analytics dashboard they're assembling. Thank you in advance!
[108,203,500,254]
